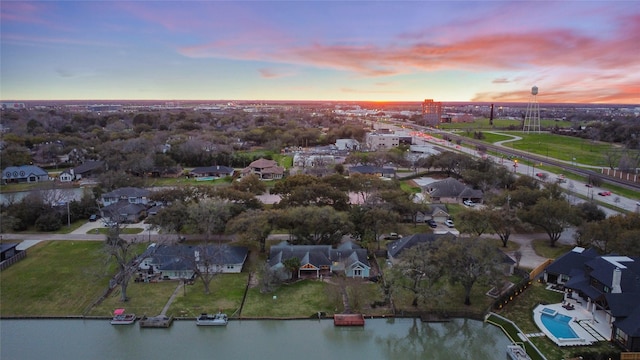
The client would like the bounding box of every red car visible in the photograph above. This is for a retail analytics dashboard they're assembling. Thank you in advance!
[598,191,612,196]
[585,184,593,188]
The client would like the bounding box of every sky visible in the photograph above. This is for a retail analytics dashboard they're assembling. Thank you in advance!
[1,1,639,104]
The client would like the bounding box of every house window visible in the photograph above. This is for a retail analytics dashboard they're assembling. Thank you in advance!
[560,274,570,283]
[227,265,234,269]
[354,269,362,277]
[615,327,628,344]
[603,286,610,293]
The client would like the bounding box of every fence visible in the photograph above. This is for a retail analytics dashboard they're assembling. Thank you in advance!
[529,259,553,281]
[601,168,640,185]
[0,250,27,272]
[621,353,640,360]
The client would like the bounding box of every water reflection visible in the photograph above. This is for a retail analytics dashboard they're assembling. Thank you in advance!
[1,318,510,360]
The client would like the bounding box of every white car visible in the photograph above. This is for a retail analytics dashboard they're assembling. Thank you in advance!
[445,219,455,228]
[463,200,475,207]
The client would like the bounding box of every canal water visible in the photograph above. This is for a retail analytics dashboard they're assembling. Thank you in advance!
[1,317,511,360]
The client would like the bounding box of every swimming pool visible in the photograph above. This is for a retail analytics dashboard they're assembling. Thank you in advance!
[540,313,579,339]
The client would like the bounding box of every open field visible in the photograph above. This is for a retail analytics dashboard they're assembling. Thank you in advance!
[438,118,574,131]
[457,130,624,168]
[0,241,109,316]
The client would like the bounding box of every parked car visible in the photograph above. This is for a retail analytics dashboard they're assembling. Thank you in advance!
[585,184,593,188]
[89,214,100,222]
[463,200,475,207]
[384,233,401,240]
[445,219,455,228]
[598,191,612,196]
[426,219,437,228]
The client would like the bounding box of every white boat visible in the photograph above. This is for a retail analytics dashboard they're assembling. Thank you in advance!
[506,343,531,360]
[110,308,136,325]
[196,312,228,326]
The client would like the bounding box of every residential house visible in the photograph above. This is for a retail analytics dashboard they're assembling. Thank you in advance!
[386,233,515,275]
[335,139,360,151]
[101,200,147,224]
[348,165,396,178]
[386,233,456,263]
[100,187,152,223]
[189,165,235,179]
[543,247,640,351]
[402,205,448,224]
[423,177,483,204]
[2,165,49,184]
[241,158,284,180]
[101,187,151,207]
[138,243,248,280]
[268,241,371,280]
[59,160,105,182]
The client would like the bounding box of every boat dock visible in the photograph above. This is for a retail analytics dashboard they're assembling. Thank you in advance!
[139,315,174,328]
[333,314,365,326]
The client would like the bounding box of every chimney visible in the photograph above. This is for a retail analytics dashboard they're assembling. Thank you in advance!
[612,267,622,294]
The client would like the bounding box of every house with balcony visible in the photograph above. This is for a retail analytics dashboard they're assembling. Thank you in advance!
[543,247,640,351]
[241,158,284,180]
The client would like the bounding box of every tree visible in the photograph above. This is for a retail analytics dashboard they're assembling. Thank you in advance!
[226,209,276,253]
[487,205,521,247]
[520,197,578,247]
[146,201,189,240]
[456,209,490,237]
[231,173,266,195]
[282,257,301,280]
[187,199,233,294]
[387,242,445,306]
[438,237,505,306]
[104,223,142,302]
[277,206,352,246]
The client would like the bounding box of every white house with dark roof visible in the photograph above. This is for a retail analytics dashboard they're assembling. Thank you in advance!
[138,244,248,280]
[268,241,371,280]
[543,247,640,351]
[59,160,105,182]
[189,165,235,179]
[2,165,49,184]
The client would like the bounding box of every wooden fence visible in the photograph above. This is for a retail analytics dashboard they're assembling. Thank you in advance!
[529,259,553,281]
[621,353,640,360]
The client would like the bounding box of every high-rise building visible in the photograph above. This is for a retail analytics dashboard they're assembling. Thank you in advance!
[422,99,442,126]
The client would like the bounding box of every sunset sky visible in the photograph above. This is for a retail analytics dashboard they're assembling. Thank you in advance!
[1,1,639,104]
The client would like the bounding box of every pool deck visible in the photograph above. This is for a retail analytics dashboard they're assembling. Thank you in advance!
[532,303,610,347]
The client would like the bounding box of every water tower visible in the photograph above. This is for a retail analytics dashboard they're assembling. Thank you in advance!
[522,86,541,133]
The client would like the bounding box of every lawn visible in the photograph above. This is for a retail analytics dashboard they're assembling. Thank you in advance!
[0,241,109,316]
[89,280,180,317]
[241,280,338,318]
[167,273,249,318]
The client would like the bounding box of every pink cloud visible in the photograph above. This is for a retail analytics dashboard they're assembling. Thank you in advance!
[258,68,295,79]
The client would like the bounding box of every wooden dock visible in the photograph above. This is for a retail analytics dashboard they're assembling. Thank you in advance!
[333,314,365,326]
